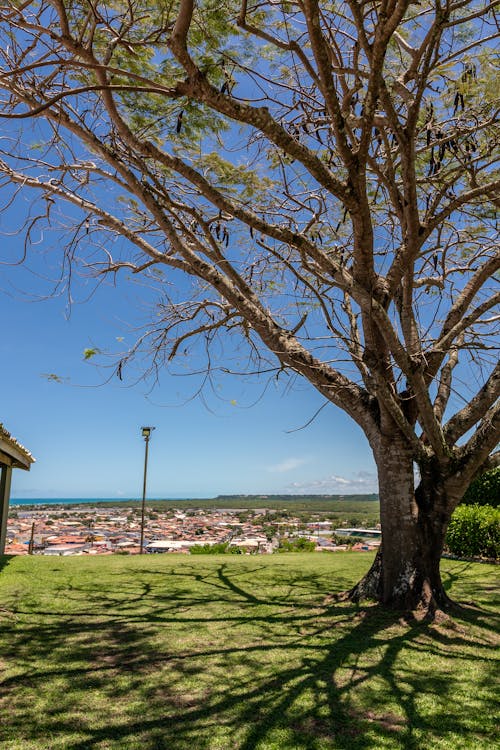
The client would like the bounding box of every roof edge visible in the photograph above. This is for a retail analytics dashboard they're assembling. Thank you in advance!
[0,424,35,469]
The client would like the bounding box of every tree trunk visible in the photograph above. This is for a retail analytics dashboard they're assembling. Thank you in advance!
[349,434,453,616]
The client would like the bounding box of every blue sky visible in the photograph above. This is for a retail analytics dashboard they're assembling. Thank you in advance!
[0,92,379,501]
[0,255,377,499]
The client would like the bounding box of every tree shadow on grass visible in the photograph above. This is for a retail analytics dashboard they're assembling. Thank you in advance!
[441,562,500,633]
[0,554,13,574]
[0,558,498,750]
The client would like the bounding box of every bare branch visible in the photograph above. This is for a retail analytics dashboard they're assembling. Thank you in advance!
[445,360,500,445]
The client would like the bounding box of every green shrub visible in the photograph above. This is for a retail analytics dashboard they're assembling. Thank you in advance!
[332,533,360,546]
[462,467,500,507]
[278,537,316,553]
[190,542,229,554]
[445,504,500,559]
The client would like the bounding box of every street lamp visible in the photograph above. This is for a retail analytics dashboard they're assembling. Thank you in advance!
[139,426,155,554]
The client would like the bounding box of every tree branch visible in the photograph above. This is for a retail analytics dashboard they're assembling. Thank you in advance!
[445,360,500,445]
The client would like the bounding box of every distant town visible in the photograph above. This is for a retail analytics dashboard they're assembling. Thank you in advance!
[6,501,381,556]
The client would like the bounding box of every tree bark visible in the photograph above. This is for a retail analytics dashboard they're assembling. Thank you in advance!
[350,434,453,616]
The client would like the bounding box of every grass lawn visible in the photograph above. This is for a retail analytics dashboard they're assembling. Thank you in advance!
[0,553,498,750]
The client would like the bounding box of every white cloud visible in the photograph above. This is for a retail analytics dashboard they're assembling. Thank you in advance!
[329,475,350,485]
[286,470,378,494]
[267,457,308,473]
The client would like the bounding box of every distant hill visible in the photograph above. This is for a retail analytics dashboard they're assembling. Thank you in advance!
[14,494,379,516]
[142,494,380,516]
[96,493,379,512]
[215,494,378,503]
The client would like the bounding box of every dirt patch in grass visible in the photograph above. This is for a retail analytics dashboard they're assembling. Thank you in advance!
[364,710,407,732]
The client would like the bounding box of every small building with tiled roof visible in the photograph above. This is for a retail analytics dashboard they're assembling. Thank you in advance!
[0,424,35,555]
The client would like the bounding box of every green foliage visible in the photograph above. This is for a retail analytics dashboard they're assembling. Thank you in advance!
[83,348,101,360]
[445,504,500,559]
[190,542,229,554]
[332,533,360,546]
[462,468,500,507]
[278,537,316,552]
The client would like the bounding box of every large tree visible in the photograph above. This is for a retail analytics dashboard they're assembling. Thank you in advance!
[0,0,498,614]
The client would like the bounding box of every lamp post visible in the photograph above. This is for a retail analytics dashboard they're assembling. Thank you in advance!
[139,426,155,554]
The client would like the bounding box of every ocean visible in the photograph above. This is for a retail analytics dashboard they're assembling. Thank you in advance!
[11,498,167,506]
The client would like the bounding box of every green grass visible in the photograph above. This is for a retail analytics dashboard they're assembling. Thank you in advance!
[0,553,498,750]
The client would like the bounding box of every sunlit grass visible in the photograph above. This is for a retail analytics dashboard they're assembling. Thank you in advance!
[0,553,497,749]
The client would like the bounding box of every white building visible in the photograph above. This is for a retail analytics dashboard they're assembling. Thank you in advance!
[43,544,89,556]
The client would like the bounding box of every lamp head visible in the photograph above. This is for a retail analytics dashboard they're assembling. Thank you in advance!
[141,426,155,438]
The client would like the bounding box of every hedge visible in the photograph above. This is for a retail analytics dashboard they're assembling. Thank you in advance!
[462,467,500,507]
[445,504,500,559]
